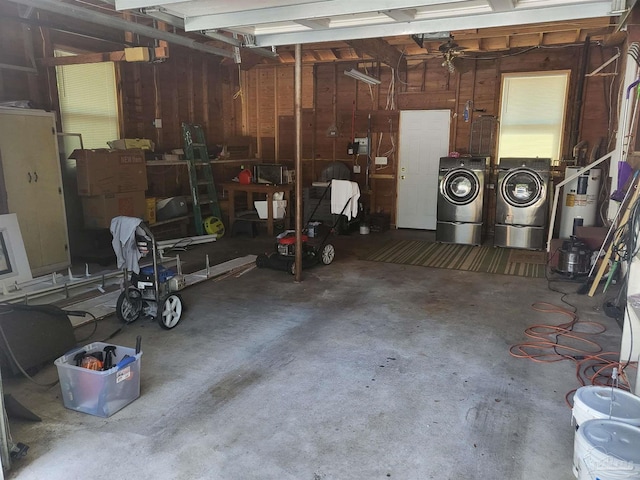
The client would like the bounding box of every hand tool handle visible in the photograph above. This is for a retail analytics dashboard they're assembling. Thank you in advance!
[135,335,142,355]
[116,355,135,370]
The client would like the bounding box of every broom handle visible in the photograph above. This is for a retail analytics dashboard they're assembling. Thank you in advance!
[588,181,640,297]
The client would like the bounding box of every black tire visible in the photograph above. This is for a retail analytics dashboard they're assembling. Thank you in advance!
[158,293,184,330]
[256,253,269,268]
[320,243,335,265]
[116,288,143,324]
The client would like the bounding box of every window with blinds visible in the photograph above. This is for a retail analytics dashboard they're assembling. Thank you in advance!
[55,50,119,149]
[497,71,570,163]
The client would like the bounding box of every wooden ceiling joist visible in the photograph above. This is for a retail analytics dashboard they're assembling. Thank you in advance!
[344,38,407,71]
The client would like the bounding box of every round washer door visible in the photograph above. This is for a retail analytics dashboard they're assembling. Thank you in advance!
[501,168,544,207]
[441,169,480,206]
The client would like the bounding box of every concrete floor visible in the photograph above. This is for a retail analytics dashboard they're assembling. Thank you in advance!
[3,229,624,480]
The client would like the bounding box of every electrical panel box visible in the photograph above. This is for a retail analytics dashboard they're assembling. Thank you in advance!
[354,137,369,155]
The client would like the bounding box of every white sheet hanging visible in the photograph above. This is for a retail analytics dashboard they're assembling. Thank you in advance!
[110,216,145,274]
[330,180,360,221]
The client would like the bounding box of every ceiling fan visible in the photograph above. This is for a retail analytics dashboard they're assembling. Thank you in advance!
[438,37,466,73]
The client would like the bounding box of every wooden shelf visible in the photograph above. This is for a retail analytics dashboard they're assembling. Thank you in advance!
[146,158,260,167]
[370,174,395,179]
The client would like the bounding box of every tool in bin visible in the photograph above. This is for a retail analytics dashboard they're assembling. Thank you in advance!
[73,351,87,367]
[103,346,117,370]
[115,337,142,370]
[116,355,135,370]
[81,356,102,371]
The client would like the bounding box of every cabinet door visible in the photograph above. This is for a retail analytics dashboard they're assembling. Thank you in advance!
[0,109,69,276]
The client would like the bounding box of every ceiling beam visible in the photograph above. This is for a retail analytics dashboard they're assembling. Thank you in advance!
[6,0,235,58]
[383,9,417,22]
[41,50,126,66]
[115,0,191,9]
[345,38,407,70]
[295,18,331,29]
[182,0,468,31]
[141,8,185,29]
[486,0,516,12]
[254,2,617,46]
[39,46,169,66]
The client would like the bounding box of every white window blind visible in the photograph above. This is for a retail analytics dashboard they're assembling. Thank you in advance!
[55,51,119,149]
[497,72,569,163]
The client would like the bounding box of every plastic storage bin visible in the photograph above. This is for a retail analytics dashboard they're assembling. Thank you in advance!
[54,342,142,417]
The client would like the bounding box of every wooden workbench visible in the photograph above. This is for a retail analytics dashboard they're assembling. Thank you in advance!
[221,182,293,236]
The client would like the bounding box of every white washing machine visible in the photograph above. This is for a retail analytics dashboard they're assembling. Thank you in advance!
[495,158,551,250]
[436,156,489,245]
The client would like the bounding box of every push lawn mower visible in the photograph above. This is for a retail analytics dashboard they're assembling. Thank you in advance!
[113,219,186,329]
[256,229,335,275]
[255,179,361,274]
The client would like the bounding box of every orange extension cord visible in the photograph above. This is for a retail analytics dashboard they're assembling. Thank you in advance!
[509,302,637,407]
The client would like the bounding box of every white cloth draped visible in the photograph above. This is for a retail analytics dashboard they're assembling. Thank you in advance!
[330,180,360,220]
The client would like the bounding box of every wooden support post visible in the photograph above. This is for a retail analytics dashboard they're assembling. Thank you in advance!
[294,44,302,281]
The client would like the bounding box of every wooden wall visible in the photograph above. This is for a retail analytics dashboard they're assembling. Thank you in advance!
[244,45,621,224]
[0,0,623,229]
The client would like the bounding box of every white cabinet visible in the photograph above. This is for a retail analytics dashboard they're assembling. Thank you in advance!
[0,108,70,276]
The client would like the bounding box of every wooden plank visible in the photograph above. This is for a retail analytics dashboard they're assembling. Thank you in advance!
[40,50,125,66]
[187,53,195,122]
[201,57,209,134]
[345,38,407,71]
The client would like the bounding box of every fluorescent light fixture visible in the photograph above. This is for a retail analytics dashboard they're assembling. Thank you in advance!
[344,69,381,85]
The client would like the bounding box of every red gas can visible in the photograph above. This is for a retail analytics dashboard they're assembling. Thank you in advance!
[238,168,252,185]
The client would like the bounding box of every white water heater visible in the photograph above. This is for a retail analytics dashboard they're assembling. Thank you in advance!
[559,167,601,238]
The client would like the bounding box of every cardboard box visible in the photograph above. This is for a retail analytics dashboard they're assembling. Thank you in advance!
[71,149,148,196]
[108,139,154,151]
[81,191,146,229]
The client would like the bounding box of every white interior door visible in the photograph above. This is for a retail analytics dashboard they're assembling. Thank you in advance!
[397,110,451,229]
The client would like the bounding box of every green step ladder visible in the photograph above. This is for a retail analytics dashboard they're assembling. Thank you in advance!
[181,122,223,235]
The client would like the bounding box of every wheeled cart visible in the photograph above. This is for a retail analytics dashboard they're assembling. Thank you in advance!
[112,218,186,329]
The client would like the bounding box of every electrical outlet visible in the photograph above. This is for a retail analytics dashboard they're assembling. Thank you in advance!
[353,165,361,174]
[153,118,162,128]
[375,156,388,165]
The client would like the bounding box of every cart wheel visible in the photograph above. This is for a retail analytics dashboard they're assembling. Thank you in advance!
[116,288,143,324]
[320,243,335,265]
[256,253,269,268]
[159,294,184,329]
[288,261,296,275]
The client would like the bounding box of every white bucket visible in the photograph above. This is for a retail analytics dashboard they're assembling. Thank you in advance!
[574,419,640,480]
[572,387,640,428]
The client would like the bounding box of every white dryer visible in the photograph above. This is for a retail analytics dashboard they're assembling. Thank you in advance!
[436,157,489,245]
[495,158,551,250]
